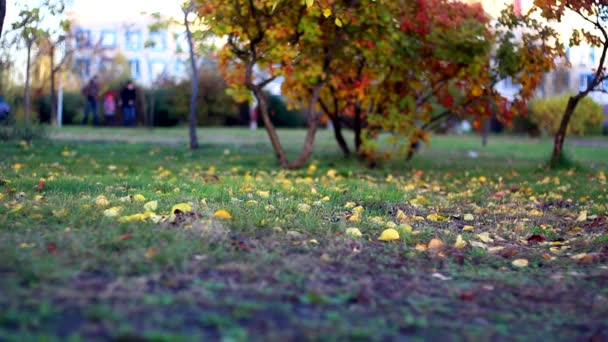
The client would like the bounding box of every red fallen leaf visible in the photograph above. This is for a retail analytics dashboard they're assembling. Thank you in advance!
[527,234,546,243]
[36,180,45,191]
[230,241,251,251]
[46,242,57,254]
[119,233,133,241]
[490,192,504,199]
[459,291,475,301]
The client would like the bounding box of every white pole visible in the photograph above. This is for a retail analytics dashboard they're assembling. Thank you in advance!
[57,73,63,128]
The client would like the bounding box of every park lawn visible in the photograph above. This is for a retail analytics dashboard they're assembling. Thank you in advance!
[1,128,607,341]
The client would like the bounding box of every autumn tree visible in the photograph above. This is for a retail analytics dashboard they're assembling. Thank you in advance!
[11,7,45,126]
[202,0,309,167]
[532,0,608,166]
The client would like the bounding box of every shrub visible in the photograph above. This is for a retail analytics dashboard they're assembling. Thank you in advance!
[528,94,604,136]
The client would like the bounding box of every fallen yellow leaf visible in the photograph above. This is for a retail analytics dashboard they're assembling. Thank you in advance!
[512,259,529,268]
[576,210,587,222]
[378,228,400,241]
[462,225,474,231]
[119,213,147,223]
[256,190,270,198]
[95,195,110,207]
[352,206,364,214]
[415,243,428,251]
[488,246,505,253]
[345,227,362,237]
[454,235,467,249]
[103,206,122,217]
[529,209,543,216]
[398,224,413,234]
[171,203,193,214]
[298,203,311,213]
[426,213,448,222]
[571,253,593,263]
[213,209,232,220]
[143,200,158,212]
[476,232,493,243]
[144,246,157,259]
[463,213,474,221]
[9,204,24,214]
[396,210,407,222]
[348,214,361,223]
[133,194,146,202]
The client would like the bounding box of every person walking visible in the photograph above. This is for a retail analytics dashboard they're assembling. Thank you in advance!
[120,80,137,127]
[103,91,117,126]
[81,76,100,126]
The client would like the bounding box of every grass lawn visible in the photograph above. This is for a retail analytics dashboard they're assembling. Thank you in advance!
[1,127,607,341]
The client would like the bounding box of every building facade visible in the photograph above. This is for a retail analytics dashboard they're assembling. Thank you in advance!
[69,12,190,86]
[467,0,608,104]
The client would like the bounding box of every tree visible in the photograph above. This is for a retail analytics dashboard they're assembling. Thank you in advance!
[204,0,308,168]
[532,0,608,166]
[11,7,45,126]
[150,1,214,149]
[0,0,6,39]
[36,0,72,126]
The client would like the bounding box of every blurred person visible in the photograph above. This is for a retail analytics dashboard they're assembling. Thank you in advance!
[0,93,10,123]
[103,91,117,126]
[81,76,100,126]
[120,80,137,127]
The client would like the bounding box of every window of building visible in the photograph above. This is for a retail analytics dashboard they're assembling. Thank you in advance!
[98,58,114,73]
[579,73,594,91]
[175,33,188,53]
[149,60,167,81]
[100,30,117,48]
[590,47,596,65]
[125,30,142,51]
[129,59,141,79]
[74,58,91,78]
[75,29,91,49]
[174,60,188,79]
[148,31,167,51]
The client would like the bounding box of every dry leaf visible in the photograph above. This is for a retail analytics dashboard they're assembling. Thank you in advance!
[345,227,362,237]
[213,209,232,220]
[378,229,400,241]
[428,238,444,250]
[454,235,467,249]
[512,259,529,267]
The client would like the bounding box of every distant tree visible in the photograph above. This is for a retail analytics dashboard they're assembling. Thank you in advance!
[149,1,213,149]
[0,0,6,39]
[36,0,72,126]
[532,0,608,166]
[11,7,45,125]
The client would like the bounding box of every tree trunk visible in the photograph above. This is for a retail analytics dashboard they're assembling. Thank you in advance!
[251,87,289,166]
[481,117,489,146]
[0,0,5,40]
[50,47,58,126]
[185,6,199,150]
[354,103,362,152]
[287,85,323,168]
[24,41,32,125]
[551,95,581,167]
[329,114,350,156]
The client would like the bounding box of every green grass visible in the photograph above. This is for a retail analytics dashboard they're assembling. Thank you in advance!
[1,127,607,340]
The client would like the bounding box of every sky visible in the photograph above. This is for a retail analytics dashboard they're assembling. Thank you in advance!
[5,0,183,27]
